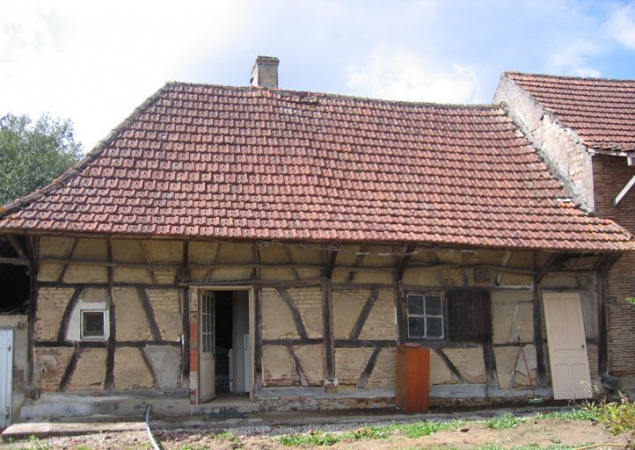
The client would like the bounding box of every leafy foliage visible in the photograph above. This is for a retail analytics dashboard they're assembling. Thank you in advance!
[0,113,82,206]
[486,413,522,430]
[583,396,635,437]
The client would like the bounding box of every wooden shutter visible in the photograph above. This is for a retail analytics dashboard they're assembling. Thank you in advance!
[447,290,491,342]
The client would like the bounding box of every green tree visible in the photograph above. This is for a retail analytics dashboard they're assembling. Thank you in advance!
[0,113,83,206]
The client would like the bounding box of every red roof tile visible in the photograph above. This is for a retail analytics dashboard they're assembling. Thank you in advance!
[507,72,635,152]
[0,82,632,251]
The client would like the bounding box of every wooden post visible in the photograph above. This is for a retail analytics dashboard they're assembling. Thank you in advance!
[532,253,557,387]
[104,238,116,390]
[322,279,335,383]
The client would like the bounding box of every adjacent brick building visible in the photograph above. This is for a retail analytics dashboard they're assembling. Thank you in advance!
[496,73,635,382]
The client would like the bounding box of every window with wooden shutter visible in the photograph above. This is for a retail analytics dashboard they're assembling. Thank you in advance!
[446,290,491,342]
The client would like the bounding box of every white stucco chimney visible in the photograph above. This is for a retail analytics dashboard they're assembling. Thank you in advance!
[250,56,279,88]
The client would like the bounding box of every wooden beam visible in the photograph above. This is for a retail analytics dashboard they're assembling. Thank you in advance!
[26,236,39,388]
[347,244,368,282]
[140,241,159,285]
[7,235,28,260]
[434,349,468,384]
[325,245,339,279]
[105,239,116,390]
[322,279,335,382]
[137,287,162,341]
[254,286,263,390]
[181,288,190,380]
[276,287,309,340]
[203,242,221,283]
[396,244,416,280]
[284,246,301,281]
[40,257,180,270]
[58,347,82,392]
[532,253,557,387]
[357,347,381,389]
[261,338,324,346]
[56,238,78,283]
[596,254,620,376]
[181,241,189,284]
[394,274,406,344]
[349,288,380,340]
[286,345,308,387]
[139,347,159,388]
[495,251,512,286]
[35,340,181,348]
[0,257,30,266]
[57,288,83,342]
[334,339,397,348]
[613,174,635,206]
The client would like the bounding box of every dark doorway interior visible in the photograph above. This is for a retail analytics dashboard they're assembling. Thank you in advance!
[215,291,233,393]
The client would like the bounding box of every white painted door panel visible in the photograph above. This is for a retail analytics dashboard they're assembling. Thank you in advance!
[199,293,216,403]
[0,330,13,427]
[543,292,592,400]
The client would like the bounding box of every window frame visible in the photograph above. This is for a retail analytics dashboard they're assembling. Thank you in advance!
[405,292,446,340]
[80,309,106,340]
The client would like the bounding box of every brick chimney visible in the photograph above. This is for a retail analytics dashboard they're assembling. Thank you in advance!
[250,56,279,88]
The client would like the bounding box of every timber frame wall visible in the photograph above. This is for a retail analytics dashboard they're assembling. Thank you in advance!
[4,233,618,402]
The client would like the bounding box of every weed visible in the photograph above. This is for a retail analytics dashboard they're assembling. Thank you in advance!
[393,419,466,438]
[583,395,635,437]
[278,431,340,446]
[486,413,522,430]
[25,435,50,450]
[214,431,241,443]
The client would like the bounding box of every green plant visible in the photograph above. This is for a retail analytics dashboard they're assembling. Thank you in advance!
[26,435,50,450]
[535,408,596,421]
[583,395,635,437]
[278,431,340,446]
[486,413,522,430]
[214,431,241,443]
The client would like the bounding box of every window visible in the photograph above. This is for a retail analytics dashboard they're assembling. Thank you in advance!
[407,293,444,339]
[81,311,105,339]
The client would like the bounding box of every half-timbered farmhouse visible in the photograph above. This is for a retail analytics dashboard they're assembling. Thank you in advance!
[0,58,633,422]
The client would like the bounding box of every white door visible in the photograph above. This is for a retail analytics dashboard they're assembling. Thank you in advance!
[543,292,592,400]
[0,330,13,427]
[199,293,216,403]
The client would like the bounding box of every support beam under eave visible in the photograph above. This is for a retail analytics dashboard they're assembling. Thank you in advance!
[613,174,635,206]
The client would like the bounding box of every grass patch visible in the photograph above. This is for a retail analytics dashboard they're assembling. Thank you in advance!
[535,408,595,421]
[486,413,522,430]
[277,420,465,446]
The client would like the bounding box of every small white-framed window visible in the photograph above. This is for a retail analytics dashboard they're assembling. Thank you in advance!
[80,310,106,339]
[407,293,444,339]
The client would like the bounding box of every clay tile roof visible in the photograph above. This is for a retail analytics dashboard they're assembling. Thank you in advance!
[507,72,635,153]
[0,82,632,251]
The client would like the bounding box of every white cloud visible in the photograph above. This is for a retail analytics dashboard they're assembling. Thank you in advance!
[346,46,480,104]
[549,40,601,77]
[0,0,250,150]
[605,2,635,49]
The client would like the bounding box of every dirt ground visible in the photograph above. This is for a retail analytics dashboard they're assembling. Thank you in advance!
[1,416,631,450]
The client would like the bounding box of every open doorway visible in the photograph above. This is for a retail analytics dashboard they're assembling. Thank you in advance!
[198,289,251,403]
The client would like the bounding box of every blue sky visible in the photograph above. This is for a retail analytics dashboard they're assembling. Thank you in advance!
[2,0,635,150]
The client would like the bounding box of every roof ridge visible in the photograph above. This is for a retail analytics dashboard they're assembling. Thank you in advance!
[168,80,501,111]
[0,82,172,218]
[504,71,635,83]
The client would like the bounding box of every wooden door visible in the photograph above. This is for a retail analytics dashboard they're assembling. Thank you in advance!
[199,292,216,402]
[543,292,592,400]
